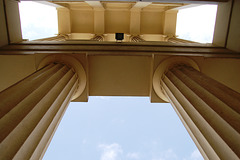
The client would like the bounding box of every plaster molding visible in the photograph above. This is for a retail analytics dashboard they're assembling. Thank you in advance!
[153,56,200,102]
[38,54,87,100]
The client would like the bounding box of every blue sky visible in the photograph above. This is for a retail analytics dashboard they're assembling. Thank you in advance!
[43,97,203,160]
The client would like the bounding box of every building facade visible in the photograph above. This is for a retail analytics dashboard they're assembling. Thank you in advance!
[0,0,240,159]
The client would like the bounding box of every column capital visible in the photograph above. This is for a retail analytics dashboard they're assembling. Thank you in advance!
[91,34,104,41]
[153,57,199,102]
[38,55,86,100]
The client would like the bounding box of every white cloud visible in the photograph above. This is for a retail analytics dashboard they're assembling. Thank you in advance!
[190,149,203,160]
[98,143,123,160]
[97,96,112,100]
[152,149,178,160]
[111,118,125,125]
[182,149,203,160]
[82,139,87,144]
[161,149,178,160]
[126,152,140,159]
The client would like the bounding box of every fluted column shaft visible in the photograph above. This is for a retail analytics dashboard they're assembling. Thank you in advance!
[161,65,240,160]
[0,62,78,160]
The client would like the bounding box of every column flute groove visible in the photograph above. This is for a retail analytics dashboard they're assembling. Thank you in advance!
[162,65,240,160]
[0,55,86,160]
[171,66,240,132]
[0,64,70,143]
[163,83,218,160]
[0,63,63,118]
[153,57,240,160]
[32,81,78,160]
[14,72,78,160]
[176,66,240,114]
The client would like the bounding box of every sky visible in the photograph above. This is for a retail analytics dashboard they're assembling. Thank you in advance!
[19,2,58,40]
[43,97,203,160]
[176,4,218,43]
[17,2,219,160]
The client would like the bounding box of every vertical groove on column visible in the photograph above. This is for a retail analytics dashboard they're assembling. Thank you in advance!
[0,64,69,143]
[0,63,78,160]
[162,65,240,160]
[170,66,240,153]
[14,74,78,160]
[175,66,240,115]
[0,63,63,118]
[32,81,78,160]
[162,82,219,160]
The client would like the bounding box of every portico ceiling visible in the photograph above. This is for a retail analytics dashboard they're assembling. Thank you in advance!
[56,1,182,38]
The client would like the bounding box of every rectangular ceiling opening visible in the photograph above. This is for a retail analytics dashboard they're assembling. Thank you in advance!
[19,1,218,45]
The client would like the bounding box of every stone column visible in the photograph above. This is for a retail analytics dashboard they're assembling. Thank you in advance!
[0,55,86,160]
[153,57,240,160]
